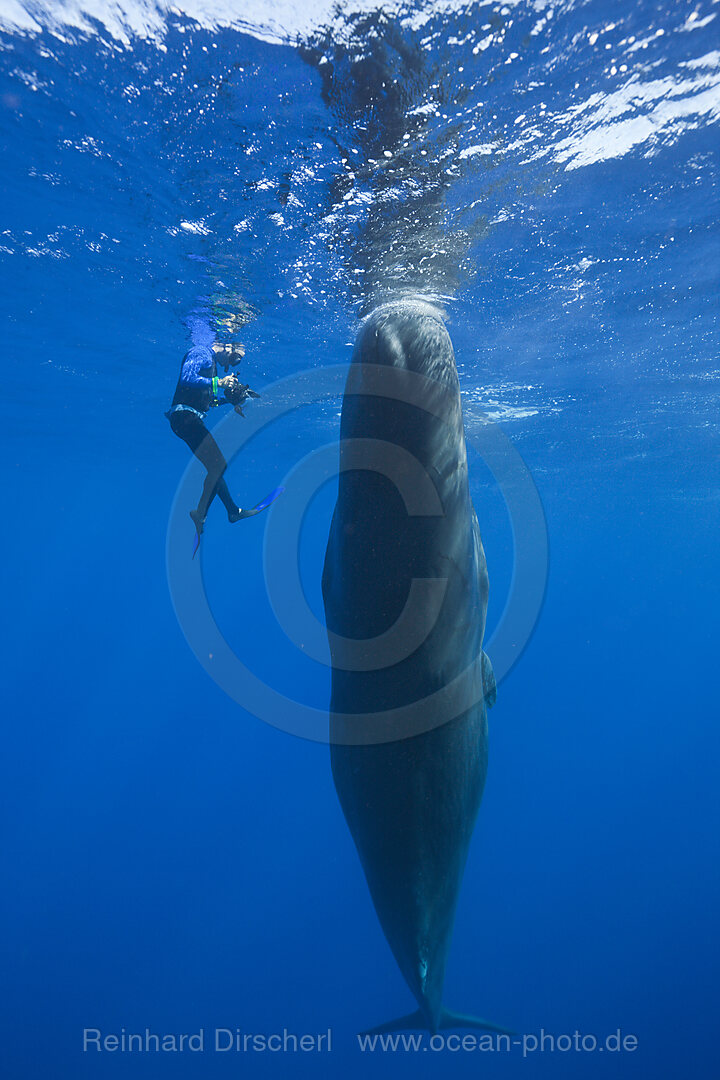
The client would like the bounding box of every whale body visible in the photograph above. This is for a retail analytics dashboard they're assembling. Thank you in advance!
[322,299,502,1034]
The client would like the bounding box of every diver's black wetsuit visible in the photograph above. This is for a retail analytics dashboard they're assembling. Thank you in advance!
[167,344,238,523]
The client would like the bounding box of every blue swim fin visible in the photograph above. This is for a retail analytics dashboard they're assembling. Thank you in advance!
[189,509,205,559]
[237,485,285,519]
[250,485,285,513]
[191,487,284,555]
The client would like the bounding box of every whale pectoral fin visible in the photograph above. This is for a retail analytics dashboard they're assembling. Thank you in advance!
[482,651,497,708]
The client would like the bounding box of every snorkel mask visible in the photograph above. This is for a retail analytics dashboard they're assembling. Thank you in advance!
[216,342,246,369]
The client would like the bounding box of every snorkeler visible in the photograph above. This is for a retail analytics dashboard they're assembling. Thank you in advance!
[166,339,261,536]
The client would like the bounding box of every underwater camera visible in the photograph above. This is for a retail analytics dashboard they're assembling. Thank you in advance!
[225,379,260,416]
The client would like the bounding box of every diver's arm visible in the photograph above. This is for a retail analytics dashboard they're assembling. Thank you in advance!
[179,346,214,392]
[215,374,238,404]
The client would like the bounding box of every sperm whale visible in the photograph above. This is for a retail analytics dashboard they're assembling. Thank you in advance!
[322,298,505,1035]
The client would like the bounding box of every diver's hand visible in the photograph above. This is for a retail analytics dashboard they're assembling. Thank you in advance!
[219,375,238,389]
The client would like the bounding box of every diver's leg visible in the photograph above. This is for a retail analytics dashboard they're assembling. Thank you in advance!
[194,434,228,520]
[214,477,241,519]
[170,412,235,524]
[196,472,218,521]
[193,426,245,521]
[184,419,241,519]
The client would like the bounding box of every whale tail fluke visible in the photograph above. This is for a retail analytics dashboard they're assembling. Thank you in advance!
[359,1009,426,1036]
[439,1008,515,1035]
[360,1008,515,1037]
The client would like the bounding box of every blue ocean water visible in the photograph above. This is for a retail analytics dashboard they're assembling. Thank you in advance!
[1,0,719,1076]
